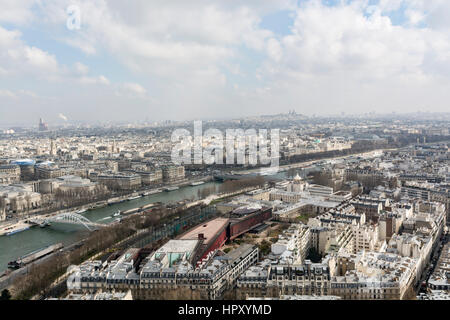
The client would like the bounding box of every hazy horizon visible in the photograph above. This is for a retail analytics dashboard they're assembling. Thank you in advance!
[2,0,450,124]
[2,110,450,129]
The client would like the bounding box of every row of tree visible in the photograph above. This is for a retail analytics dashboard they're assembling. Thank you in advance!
[218,176,266,194]
[53,185,109,208]
[195,176,265,200]
[11,204,188,300]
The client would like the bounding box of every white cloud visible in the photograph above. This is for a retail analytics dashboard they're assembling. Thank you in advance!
[79,75,110,85]
[37,1,278,76]
[64,37,97,55]
[405,9,425,25]
[0,89,39,99]
[114,82,151,100]
[0,24,112,91]
[0,0,36,25]
[0,89,16,98]
[377,0,404,13]
[74,62,89,75]
[281,2,429,77]
[251,0,450,114]
[0,25,60,78]
[267,38,282,62]
[122,83,146,95]
[2,0,450,122]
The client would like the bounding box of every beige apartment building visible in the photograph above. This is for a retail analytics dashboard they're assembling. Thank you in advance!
[162,165,185,183]
[96,172,142,190]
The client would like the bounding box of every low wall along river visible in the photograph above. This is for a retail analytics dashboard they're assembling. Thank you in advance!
[0,181,223,272]
[0,167,302,273]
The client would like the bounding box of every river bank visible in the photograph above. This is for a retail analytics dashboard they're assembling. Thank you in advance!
[0,175,214,229]
[0,148,392,275]
[0,179,221,273]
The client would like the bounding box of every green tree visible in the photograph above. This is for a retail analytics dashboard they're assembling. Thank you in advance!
[258,240,272,256]
[306,247,322,263]
[0,289,12,300]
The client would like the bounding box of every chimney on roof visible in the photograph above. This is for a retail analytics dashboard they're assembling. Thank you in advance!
[198,233,205,240]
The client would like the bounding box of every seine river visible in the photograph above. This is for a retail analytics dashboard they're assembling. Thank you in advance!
[0,168,302,273]
[0,181,222,272]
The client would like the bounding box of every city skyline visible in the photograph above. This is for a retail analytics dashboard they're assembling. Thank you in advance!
[2,110,450,129]
[2,0,450,124]
[1,116,448,301]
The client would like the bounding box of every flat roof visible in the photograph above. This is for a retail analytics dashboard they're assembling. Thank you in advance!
[156,239,198,253]
[227,244,256,262]
[179,217,229,245]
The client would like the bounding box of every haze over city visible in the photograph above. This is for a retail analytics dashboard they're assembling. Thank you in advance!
[2,0,450,125]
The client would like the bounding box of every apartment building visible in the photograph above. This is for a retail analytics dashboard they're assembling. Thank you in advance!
[136,168,163,185]
[271,224,311,264]
[238,251,418,300]
[95,172,142,190]
[35,164,64,179]
[237,261,331,299]
[67,243,259,300]
[0,164,21,176]
[162,165,185,183]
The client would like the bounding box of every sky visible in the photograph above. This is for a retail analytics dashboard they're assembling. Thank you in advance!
[1,0,450,125]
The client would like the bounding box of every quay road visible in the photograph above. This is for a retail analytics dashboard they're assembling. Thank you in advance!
[37,185,261,299]
[0,180,222,273]
[0,175,214,229]
[4,185,256,295]
[0,240,84,291]
[0,148,389,273]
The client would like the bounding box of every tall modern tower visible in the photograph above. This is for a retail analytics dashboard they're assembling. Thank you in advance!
[50,139,55,156]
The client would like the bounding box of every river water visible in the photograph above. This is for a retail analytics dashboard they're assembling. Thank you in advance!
[0,181,222,272]
[0,167,309,273]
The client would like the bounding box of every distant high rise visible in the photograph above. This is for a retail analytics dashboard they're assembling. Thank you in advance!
[39,118,49,131]
[50,139,56,156]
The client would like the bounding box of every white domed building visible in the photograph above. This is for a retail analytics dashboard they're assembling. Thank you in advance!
[287,174,308,193]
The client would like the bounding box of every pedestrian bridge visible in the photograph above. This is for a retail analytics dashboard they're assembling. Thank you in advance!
[32,212,104,231]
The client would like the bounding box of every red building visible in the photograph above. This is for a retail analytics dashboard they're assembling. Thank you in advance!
[228,206,272,240]
[178,217,229,264]
[175,207,272,265]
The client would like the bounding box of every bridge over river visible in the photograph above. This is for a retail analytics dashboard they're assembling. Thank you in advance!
[30,212,104,231]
